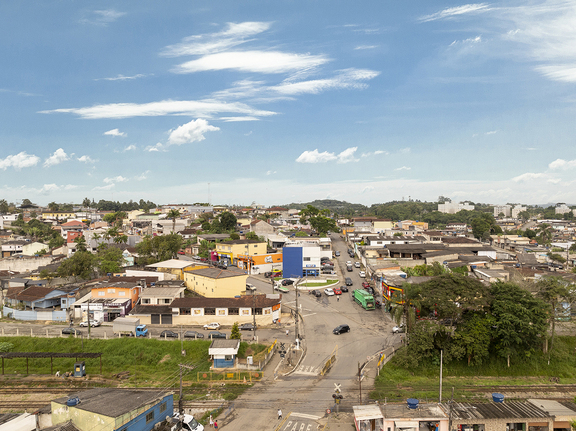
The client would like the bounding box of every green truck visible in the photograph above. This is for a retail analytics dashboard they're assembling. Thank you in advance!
[353,289,375,310]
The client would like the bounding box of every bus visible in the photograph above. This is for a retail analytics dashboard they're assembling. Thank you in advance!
[353,289,375,310]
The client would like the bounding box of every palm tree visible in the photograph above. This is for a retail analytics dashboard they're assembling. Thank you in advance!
[537,223,553,246]
[390,283,422,335]
[167,209,181,233]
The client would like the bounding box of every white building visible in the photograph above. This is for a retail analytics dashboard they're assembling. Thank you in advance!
[493,205,512,217]
[437,202,475,214]
[512,205,527,219]
[555,204,572,215]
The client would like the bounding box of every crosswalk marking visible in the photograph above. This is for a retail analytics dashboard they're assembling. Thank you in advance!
[292,364,320,375]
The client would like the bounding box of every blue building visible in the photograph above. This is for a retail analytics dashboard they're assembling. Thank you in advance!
[209,339,240,368]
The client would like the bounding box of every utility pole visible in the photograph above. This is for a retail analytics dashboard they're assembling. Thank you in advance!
[87,300,91,339]
[178,363,196,424]
[295,276,299,342]
[252,290,257,341]
[439,349,443,403]
[358,362,362,403]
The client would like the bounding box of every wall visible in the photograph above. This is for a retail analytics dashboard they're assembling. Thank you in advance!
[2,306,67,322]
[0,255,55,272]
[282,247,303,279]
[184,272,247,298]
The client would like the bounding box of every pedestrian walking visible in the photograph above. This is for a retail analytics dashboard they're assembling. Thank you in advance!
[278,408,283,420]
[285,329,289,336]
[214,420,218,430]
[209,415,213,427]
[337,296,340,302]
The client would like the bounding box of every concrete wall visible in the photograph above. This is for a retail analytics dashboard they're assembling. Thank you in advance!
[0,255,55,272]
[184,272,248,298]
[2,306,67,322]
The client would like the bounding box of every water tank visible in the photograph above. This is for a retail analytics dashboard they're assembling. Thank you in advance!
[407,398,419,409]
[400,274,407,279]
[471,265,477,269]
[492,393,504,403]
[66,397,80,406]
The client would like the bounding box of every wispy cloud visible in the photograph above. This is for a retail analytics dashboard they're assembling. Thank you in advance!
[135,170,150,181]
[168,119,220,146]
[77,155,97,163]
[161,22,272,57]
[44,148,70,168]
[549,158,576,170]
[486,130,497,135]
[145,143,164,152]
[104,128,126,137]
[399,147,411,154]
[419,3,491,22]
[266,170,277,175]
[512,172,546,182]
[395,166,411,171]
[361,150,388,158]
[123,145,137,152]
[271,68,379,95]
[0,152,40,170]
[354,45,379,50]
[103,176,128,184]
[40,99,276,120]
[296,147,359,164]
[81,9,126,25]
[172,50,329,75]
[96,74,148,82]
[219,116,260,122]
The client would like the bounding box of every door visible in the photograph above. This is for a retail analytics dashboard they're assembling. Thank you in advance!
[151,314,160,324]
[161,314,172,325]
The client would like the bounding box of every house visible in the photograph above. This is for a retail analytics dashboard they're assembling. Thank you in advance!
[146,259,205,280]
[379,402,448,431]
[72,279,142,322]
[170,294,281,326]
[139,286,186,305]
[21,241,49,256]
[214,239,267,267]
[528,399,576,430]
[184,266,248,298]
[4,285,67,310]
[372,219,394,232]
[41,211,76,221]
[59,220,88,240]
[209,339,240,368]
[1,240,27,257]
[51,388,173,431]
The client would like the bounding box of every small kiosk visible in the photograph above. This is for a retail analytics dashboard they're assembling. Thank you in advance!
[74,361,86,377]
[354,405,384,431]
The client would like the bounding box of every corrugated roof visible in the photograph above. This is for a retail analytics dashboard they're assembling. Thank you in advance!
[446,402,549,420]
[171,295,280,309]
[185,267,247,279]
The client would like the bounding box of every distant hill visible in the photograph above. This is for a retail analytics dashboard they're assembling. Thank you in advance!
[281,199,368,217]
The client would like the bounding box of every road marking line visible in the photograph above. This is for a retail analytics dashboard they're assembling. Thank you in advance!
[290,412,321,420]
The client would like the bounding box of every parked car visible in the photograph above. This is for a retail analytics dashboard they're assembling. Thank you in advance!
[246,283,257,291]
[346,261,352,265]
[359,271,366,278]
[274,285,289,293]
[79,319,102,327]
[203,322,221,330]
[340,286,349,293]
[323,261,334,266]
[354,261,361,268]
[62,327,83,336]
[160,330,179,338]
[239,323,255,331]
[333,324,350,335]
[392,324,405,334]
[324,288,335,296]
[178,251,185,255]
[208,331,226,339]
[335,251,340,257]
[281,279,294,286]
[272,271,283,278]
[310,289,322,297]
[184,331,204,339]
[345,277,353,286]
[333,287,342,295]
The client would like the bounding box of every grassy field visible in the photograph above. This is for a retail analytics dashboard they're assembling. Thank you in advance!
[300,279,338,287]
[372,336,576,402]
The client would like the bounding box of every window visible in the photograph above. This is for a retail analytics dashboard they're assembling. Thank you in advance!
[254,308,262,315]
[218,309,226,316]
[264,309,271,315]
[118,291,125,296]
[194,309,202,315]
[228,308,239,315]
[242,309,250,315]
[160,402,167,413]
[98,291,105,297]
[163,299,171,304]
[225,355,232,361]
[146,411,154,423]
[303,257,311,261]
[205,308,216,315]
[180,308,191,315]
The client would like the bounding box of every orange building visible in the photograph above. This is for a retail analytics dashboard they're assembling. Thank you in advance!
[91,280,141,308]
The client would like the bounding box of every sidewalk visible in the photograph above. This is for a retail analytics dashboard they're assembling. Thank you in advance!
[318,412,356,430]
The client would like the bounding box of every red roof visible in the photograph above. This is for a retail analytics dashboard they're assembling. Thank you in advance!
[61,220,87,228]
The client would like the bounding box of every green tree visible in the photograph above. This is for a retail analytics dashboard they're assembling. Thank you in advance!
[39,269,57,286]
[48,201,59,212]
[74,235,88,252]
[0,199,9,214]
[471,213,502,240]
[547,253,566,265]
[48,235,65,249]
[230,322,241,339]
[536,223,553,246]
[449,312,493,366]
[167,209,181,233]
[20,199,34,208]
[245,231,259,240]
[198,240,214,259]
[536,277,575,350]
[96,245,125,274]
[136,233,183,263]
[229,233,240,240]
[57,251,95,280]
[390,283,422,334]
[220,211,237,231]
[490,281,548,367]
[82,197,91,208]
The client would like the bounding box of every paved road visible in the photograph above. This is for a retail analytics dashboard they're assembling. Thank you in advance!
[221,234,397,429]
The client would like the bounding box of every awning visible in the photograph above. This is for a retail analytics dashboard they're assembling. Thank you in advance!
[395,421,418,429]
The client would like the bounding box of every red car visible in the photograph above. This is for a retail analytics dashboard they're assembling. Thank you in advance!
[333,287,342,295]
[362,282,370,289]
[272,272,283,278]
[178,251,185,255]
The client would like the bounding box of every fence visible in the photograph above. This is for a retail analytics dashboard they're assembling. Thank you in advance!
[376,342,403,373]
[2,306,67,322]
[196,370,263,382]
[320,345,338,376]
[235,338,277,371]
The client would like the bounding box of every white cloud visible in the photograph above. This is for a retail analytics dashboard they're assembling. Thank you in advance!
[172,50,329,75]
[135,170,150,181]
[354,45,378,50]
[486,130,497,135]
[103,176,128,184]
[547,178,561,184]
[395,166,412,171]
[77,155,97,163]
[399,147,411,154]
[44,148,70,167]
[104,128,126,137]
[64,184,78,190]
[296,147,359,164]
[81,9,126,25]
[549,158,576,170]
[419,3,491,22]
[92,184,115,191]
[361,186,375,193]
[168,119,220,146]
[161,22,272,57]
[361,150,388,157]
[123,145,137,152]
[512,172,546,182]
[219,116,260,122]
[39,184,59,193]
[266,170,277,175]
[0,152,40,170]
[97,74,148,82]
[296,149,337,163]
[271,68,379,95]
[41,99,276,120]
[146,143,164,152]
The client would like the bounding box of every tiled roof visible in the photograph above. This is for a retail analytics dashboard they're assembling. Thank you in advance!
[171,294,280,309]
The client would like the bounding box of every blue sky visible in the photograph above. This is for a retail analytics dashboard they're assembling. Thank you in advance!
[1,1,576,207]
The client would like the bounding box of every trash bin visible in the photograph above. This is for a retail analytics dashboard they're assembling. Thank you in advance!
[74,361,86,377]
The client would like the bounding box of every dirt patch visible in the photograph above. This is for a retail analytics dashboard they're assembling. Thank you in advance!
[158,354,171,364]
[555,321,576,336]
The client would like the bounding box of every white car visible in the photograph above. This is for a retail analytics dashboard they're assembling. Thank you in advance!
[203,322,221,330]
[324,288,335,296]
[359,271,366,278]
[354,262,361,268]
[246,283,256,291]
[79,320,102,327]
[392,324,406,334]
[346,261,352,265]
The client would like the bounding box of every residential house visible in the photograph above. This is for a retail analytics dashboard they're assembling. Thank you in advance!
[51,388,173,431]
[59,220,88,240]
[41,211,76,221]
[170,294,281,326]
[21,241,49,256]
[183,266,248,298]
[1,240,27,257]
[209,339,240,368]
[73,279,142,321]
[139,286,186,305]
[146,259,206,280]
[372,219,394,232]
[215,239,267,267]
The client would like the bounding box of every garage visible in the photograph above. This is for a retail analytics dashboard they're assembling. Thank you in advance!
[161,314,173,325]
